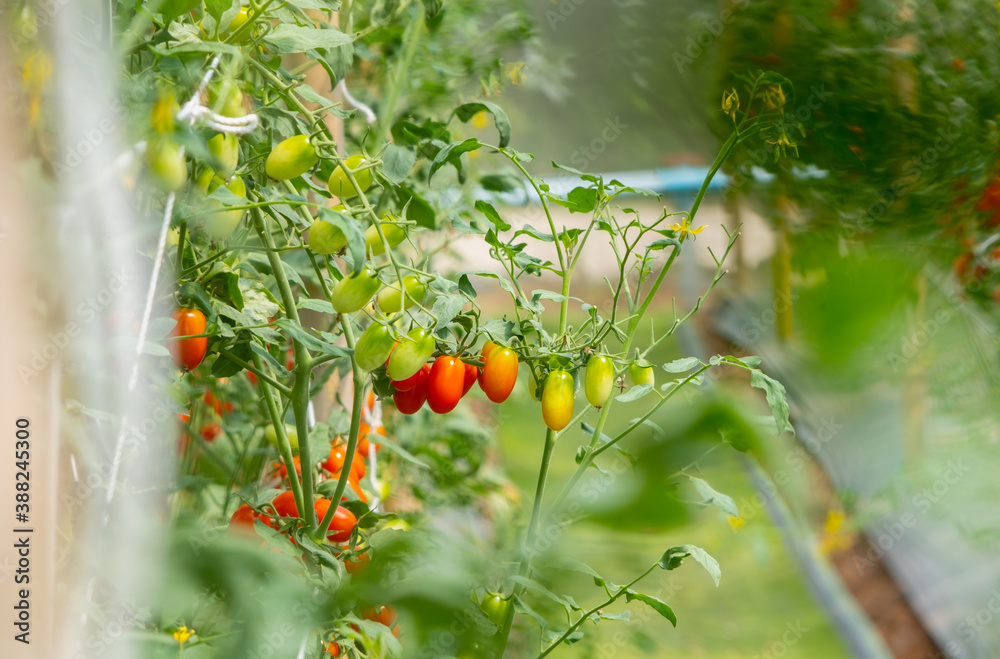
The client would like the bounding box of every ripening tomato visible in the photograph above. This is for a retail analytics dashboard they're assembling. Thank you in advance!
[314,498,357,542]
[479,347,518,403]
[628,361,655,387]
[462,362,479,396]
[200,422,222,442]
[169,308,208,370]
[265,135,318,180]
[541,370,574,431]
[328,155,374,199]
[362,605,398,630]
[210,81,245,118]
[323,444,365,481]
[481,340,498,362]
[202,174,246,239]
[308,220,348,255]
[354,323,395,371]
[427,356,465,414]
[229,503,257,531]
[207,132,238,176]
[325,641,341,657]
[204,390,223,415]
[344,550,370,574]
[271,489,299,518]
[264,423,299,451]
[393,364,430,414]
[247,371,258,386]
[376,275,426,313]
[272,456,301,480]
[365,221,407,256]
[331,268,381,314]
[480,594,510,627]
[146,138,187,191]
[387,328,436,381]
[585,354,614,408]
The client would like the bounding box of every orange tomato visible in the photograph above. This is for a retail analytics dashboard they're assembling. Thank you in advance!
[169,308,208,370]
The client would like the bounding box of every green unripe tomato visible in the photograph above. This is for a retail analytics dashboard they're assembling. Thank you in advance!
[308,220,347,255]
[210,81,245,118]
[265,135,318,180]
[224,7,251,42]
[147,138,187,191]
[365,221,407,256]
[264,423,299,451]
[354,323,396,372]
[387,327,436,381]
[628,361,655,387]
[376,275,426,313]
[331,267,381,314]
[203,175,246,239]
[207,132,239,177]
[480,594,510,627]
[328,155,374,199]
[541,370,575,431]
[585,354,614,408]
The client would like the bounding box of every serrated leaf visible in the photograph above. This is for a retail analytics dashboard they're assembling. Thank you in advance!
[750,369,793,434]
[625,591,676,627]
[454,100,511,147]
[615,383,653,403]
[264,24,353,54]
[688,476,739,517]
[475,200,511,231]
[430,294,468,330]
[382,144,416,184]
[662,357,701,373]
[428,138,481,181]
[658,545,721,586]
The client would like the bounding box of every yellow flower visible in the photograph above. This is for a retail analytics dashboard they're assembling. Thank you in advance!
[817,509,853,556]
[173,626,194,644]
[670,217,707,239]
[728,515,745,530]
[721,88,739,121]
[764,84,787,111]
[471,111,489,129]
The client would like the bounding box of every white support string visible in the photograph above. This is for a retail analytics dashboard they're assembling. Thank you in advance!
[176,53,260,134]
[336,78,377,125]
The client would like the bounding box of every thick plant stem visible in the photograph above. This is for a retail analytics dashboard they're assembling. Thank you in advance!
[258,360,305,520]
[251,206,317,531]
[318,318,366,531]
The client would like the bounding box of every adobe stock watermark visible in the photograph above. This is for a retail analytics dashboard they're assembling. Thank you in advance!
[544,0,639,31]
[18,268,135,383]
[569,116,629,171]
[673,0,751,72]
[841,124,960,241]
[851,459,970,575]
[737,288,799,344]
[750,619,811,659]
[52,99,128,178]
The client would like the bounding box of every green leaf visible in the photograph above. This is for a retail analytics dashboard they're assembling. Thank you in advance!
[297,298,337,315]
[658,545,721,586]
[275,319,344,357]
[750,369,793,434]
[398,186,436,229]
[264,24,353,55]
[204,0,234,21]
[381,144,416,184]
[454,100,511,148]
[662,357,701,373]
[178,282,214,317]
[624,591,676,627]
[475,200,511,231]
[542,557,606,587]
[212,343,252,377]
[687,476,738,517]
[430,294,468,331]
[480,172,522,192]
[549,186,598,213]
[428,138,482,181]
[615,384,652,403]
[507,576,580,612]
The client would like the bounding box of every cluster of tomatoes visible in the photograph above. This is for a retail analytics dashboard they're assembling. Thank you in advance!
[948,174,1000,304]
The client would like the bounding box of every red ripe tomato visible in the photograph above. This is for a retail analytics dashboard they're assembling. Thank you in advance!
[462,362,479,396]
[272,490,299,518]
[391,364,424,392]
[479,347,518,403]
[362,606,400,637]
[177,413,192,452]
[204,391,223,415]
[393,364,430,414]
[169,308,208,371]
[427,355,465,414]
[200,423,222,442]
[323,444,365,480]
[357,422,386,457]
[272,456,302,480]
[344,550,370,574]
[229,503,257,531]
[314,498,357,542]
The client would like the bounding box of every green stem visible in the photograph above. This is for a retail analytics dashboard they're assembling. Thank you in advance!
[251,206,317,532]
[537,564,658,658]
[257,357,306,523]
[376,4,423,141]
[318,318,366,531]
